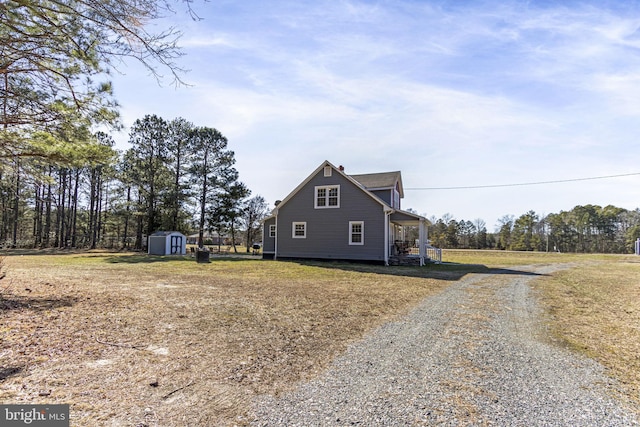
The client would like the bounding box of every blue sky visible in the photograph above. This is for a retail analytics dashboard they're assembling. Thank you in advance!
[110,0,640,230]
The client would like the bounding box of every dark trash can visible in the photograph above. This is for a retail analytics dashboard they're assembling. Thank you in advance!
[196,249,210,263]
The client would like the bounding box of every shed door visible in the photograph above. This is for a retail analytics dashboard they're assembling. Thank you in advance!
[170,235,183,254]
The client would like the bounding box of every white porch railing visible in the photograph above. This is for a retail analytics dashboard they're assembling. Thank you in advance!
[425,244,442,264]
[395,242,442,265]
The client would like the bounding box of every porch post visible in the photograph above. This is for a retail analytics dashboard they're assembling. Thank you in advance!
[274,215,278,260]
[419,219,426,266]
[384,211,390,265]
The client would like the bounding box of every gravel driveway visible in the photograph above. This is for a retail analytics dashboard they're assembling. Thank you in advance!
[251,264,638,426]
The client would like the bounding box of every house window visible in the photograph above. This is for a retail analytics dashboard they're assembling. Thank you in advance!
[315,185,340,208]
[324,166,332,177]
[269,225,276,238]
[292,222,306,238]
[393,188,400,208]
[349,221,364,245]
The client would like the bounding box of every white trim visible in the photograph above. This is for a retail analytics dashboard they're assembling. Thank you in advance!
[269,224,276,238]
[314,185,340,209]
[384,211,390,265]
[349,221,364,245]
[292,222,307,238]
[323,165,332,177]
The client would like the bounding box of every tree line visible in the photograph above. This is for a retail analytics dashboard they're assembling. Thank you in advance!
[428,205,640,254]
[0,114,270,251]
[1,2,277,251]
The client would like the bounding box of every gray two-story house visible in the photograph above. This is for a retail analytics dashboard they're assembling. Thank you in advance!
[262,160,429,265]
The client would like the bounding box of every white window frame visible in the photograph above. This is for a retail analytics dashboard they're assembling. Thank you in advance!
[292,222,307,238]
[269,225,276,238]
[349,221,364,245]
[323,166,332,177]
[315,185,340,209]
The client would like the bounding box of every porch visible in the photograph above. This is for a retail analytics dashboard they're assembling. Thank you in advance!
[387,210,442,266]
[390,241,442,265]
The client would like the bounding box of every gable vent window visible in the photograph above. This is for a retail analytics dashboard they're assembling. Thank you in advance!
[315,185,340,209]
[324,166,332,177]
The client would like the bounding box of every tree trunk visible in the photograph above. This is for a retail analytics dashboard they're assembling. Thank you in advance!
[56,169,67,248]
[88,168,97,248]
[43,168,52,247]
[172,150,181,231]
[96,179,104,245]
[12,158,20,248]
[33,182,42,247]
[197,155,208,249]
[64,172,73,247]
[96,175,103,246]
[122,185,131,249]
[230,219,238,253]
[135,191,143,250]
[71,169,80,248]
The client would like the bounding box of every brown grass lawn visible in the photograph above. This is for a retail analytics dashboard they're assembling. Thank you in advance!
[530,256,640,413]
[1,250,638,425]
[440,248,616,266]
[0,252,452,426]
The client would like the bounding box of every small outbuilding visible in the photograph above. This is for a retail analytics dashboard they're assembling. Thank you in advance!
[148,231,187,256]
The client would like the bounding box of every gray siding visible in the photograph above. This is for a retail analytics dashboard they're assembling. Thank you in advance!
[276,169,387,261]
[262,217,276,253]
[370,189,392,206]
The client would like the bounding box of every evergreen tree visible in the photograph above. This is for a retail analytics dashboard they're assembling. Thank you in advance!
[1,0,189,161]
[165,118,194,232]
[511,210,539,251]
[127,114,171,245]
[189,126,236,249]
[496,215,514,250]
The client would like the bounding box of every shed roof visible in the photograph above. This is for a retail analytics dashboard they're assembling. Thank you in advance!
[150,231,184,236]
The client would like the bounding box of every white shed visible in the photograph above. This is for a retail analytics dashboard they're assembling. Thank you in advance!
[148,231,187,256]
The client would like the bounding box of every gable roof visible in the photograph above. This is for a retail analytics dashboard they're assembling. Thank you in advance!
[271,160,393,215]
[350,171,404,198]
[262,161,426,224]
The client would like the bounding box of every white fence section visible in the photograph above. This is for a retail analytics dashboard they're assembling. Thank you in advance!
[425,244,442,264]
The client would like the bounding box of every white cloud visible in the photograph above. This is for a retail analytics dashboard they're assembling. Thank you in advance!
[181,34,237,48]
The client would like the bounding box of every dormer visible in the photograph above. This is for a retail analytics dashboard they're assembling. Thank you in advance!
[350,171,403,209]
